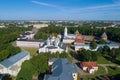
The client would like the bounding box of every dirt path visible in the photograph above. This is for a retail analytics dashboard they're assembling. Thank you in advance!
[98,64,118,74]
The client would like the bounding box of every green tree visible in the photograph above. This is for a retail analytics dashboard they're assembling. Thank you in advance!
[99,40,106,44]
[102,45,110,55]
[77,49,98,61]
[16,60,34,80]
[108,48,120,61]
[30,55,49,74]
[0,50,9,61]
[91,41,98,49]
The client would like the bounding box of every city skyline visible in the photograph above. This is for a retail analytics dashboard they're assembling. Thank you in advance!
[0,0,120,20]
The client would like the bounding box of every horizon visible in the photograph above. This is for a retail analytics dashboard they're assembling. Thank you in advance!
[0,0,120,20]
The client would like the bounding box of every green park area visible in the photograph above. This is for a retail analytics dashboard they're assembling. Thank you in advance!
[107,66,120,76]
[97,56,113,64]
[22,48,38,56]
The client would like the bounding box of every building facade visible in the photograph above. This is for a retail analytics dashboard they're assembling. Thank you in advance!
[16,40,45,48]
[16,30,45,48]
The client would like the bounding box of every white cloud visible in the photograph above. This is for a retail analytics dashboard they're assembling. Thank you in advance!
[70,3,120,12]
[31,0,120,15]
[31,0,65,10]
[113,0,120,4]
[31,0,57,7]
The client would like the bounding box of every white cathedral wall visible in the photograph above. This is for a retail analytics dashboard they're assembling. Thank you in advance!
[75,46,90,51]
[63,39,74,44]
[16,41,44,48]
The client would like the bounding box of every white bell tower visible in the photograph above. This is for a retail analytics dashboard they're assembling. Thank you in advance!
[64,27,68,37]
[46,38,51,46]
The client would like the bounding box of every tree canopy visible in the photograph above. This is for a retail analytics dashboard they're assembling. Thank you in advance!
[77,49,98,61]
[0,26,32,61]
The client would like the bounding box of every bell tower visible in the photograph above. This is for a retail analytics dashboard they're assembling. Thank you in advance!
[64,27,68,37]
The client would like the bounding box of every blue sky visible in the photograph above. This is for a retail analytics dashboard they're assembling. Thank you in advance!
[0,0,120,20]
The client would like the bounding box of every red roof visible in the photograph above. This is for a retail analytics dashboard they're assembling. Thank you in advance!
[75,35,83,39]
[75,39,84,44]
[81,62,97,69]
[75,35,84,44]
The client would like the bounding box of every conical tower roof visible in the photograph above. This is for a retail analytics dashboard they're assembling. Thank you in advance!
[101,32,107,37]
[75,30,79,35]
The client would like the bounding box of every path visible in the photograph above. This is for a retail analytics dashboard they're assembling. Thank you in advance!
[32,27,39,34]
[98,64,119,74]
[98,65,108,74]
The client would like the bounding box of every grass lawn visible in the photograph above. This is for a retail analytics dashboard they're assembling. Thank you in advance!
[67,53,73,62]
[107,66,120,76]
[97,56,113,64]
[95,66,106,75]
[22,48,38,56]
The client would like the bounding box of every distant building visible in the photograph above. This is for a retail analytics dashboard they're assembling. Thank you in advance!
[63,27,94,45]
[39,38,67,53]
[81,62,98,74]
[83,35,94,42]
[16,39,45,48]
[17,31,35,40]
[96,44,120,50]
[16,31,45,48]
[33,24,48,29]
[44,58,78,80]
[0,51,30,76]
[101,32,108,41]
[63,38,74,45]
[74,35,84,44]
[74,44,90,51]
[0,25,5,28]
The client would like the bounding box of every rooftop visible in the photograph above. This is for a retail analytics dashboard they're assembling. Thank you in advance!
[101,32,107,37]
[75,36,84,44]
[44,58,77,80]
[46,46,58,49]
[67,34,74,36]
[81,62,97,69]
[0,51,29,68]
[17,39,45,42]
[24,31,34,35]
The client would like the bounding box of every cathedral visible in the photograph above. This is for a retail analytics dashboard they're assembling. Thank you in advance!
[38,37,68,53]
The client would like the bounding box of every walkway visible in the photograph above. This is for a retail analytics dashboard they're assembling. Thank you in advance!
[98,64,119,74]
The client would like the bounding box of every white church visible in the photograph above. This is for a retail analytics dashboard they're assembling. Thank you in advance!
[38,37,68,53]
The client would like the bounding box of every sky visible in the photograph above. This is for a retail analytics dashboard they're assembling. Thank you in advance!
[0,0,120,20]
